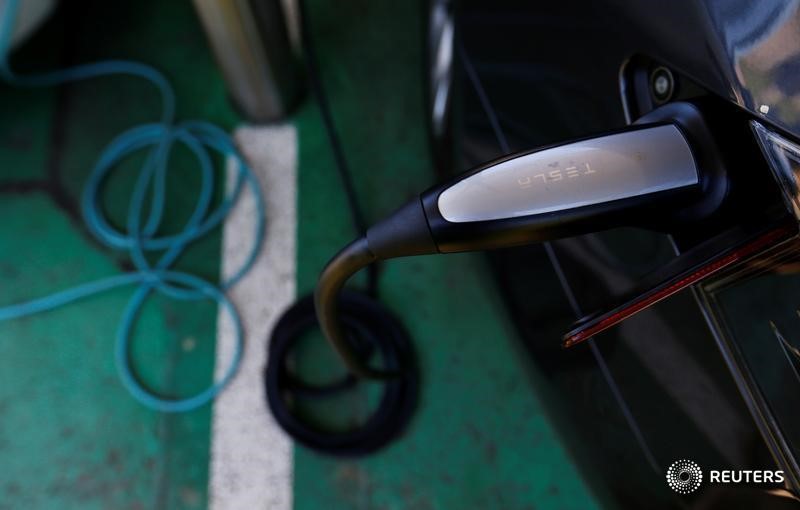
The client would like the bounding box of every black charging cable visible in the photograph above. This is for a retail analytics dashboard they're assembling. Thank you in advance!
[263,0,418,456]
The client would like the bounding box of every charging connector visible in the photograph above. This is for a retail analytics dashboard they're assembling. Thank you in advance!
[316,101,729,378]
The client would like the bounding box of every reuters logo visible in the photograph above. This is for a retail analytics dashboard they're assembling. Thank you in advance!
[666,459,703,494]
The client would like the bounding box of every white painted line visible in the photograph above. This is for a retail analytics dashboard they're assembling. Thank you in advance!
[210,124,296,510]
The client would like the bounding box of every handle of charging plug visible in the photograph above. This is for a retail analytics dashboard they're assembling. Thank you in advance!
[423,102,728,253]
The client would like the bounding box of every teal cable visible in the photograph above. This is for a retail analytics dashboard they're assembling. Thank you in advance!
[0,0,266,412]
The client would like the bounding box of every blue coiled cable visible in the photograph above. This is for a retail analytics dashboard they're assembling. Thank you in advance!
[0,0,266,412]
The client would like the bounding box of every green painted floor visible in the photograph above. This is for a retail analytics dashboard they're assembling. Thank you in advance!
[0,2,231,508]
[293,1,599,509]
[0,1,601,508]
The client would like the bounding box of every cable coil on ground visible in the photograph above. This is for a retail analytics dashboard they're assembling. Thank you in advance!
[262,0,419,455]
[0,0,265,412]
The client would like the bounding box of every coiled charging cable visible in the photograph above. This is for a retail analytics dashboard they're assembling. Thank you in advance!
[0,0,265,412]
[262,0,418,456]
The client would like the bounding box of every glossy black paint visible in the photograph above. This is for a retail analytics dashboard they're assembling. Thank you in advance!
[458,0,800,148]
[452,1,794,507]
[614,0,800,138]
